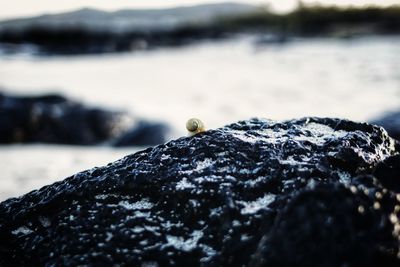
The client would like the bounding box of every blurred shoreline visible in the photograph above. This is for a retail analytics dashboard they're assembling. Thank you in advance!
[0,3,399,55]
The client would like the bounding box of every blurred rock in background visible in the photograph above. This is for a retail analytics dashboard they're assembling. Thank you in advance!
[0,91,170,146]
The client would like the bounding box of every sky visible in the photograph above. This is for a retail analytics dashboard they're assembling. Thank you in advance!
[0,0,399,20]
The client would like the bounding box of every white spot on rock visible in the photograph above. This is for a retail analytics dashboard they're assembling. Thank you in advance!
[237,194,276,215]
[119,198,154,210]
[176,177,195,190]
[338,171,352,185]
[105,232,113,242]
[12,226,33,235]
[164,230,203,252]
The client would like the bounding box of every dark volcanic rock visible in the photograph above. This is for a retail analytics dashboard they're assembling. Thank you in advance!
[0,117,400,266]
[112,120,170,147]
[371,111,400,141]
[0,92,130,145]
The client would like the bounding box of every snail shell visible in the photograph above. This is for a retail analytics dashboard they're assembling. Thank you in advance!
[186,118,206,136]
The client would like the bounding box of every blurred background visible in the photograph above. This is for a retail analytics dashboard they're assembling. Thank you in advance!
[0,0,399,200]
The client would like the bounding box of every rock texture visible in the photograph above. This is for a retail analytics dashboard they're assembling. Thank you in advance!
[0,117,399,267]
[0,92,169,146]
[371,111,400,141]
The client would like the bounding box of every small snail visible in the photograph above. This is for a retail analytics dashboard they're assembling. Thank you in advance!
[186,118,206,136]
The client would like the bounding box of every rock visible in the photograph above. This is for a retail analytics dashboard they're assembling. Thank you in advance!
[0,92,169,146]
[0,92,131,145]
[0,117,399,266]
[370,112,400,141]
[112,120,170,147]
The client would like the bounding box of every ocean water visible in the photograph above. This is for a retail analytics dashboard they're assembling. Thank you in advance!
[0,35,399,200]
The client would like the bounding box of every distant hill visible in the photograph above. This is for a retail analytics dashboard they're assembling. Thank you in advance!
[0,3,257,32]
[1,3,398,55]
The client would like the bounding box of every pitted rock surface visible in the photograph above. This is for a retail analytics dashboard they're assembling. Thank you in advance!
[0,117,400,267]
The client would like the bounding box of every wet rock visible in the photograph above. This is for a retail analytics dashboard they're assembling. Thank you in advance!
[0,117,399,266]
[112,121,170,147]
[370,111,400,141]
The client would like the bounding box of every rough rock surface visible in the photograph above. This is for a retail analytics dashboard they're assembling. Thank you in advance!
[0,117,400,267]
[371,112,400,141]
